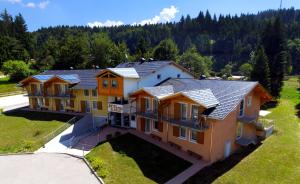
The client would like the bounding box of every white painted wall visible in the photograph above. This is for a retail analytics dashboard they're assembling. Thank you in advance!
[138,64,193,88]
[123,78,139,99]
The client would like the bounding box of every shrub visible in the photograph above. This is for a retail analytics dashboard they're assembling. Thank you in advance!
[1,60,31,82]
[115,131,121,137]
[90,158,108,178]
[106,134,112,140]
[33,130,41,137]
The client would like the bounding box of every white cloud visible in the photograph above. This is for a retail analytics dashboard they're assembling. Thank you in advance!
[4,0,50,9]
[7,0,22,4]
[38,0,50,9]
[25,2,35,8]
[87,20,124,28]
[133,5,179,25]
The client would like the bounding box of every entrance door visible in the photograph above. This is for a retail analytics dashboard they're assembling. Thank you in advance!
[224,141,232,158]
[145,119,151,133]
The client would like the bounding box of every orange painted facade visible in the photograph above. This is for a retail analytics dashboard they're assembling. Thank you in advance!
[96,70,124,97]
[132,84,270,163]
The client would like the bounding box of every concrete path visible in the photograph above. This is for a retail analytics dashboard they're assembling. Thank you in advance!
[0,94,29,112]
[36,124,91,157]
[0,153,100,184]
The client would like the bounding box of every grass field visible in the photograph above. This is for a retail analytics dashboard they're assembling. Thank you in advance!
[0,77,23,94]
[210,77,300,184]
[86,133,191,184]
[0,110,74,153]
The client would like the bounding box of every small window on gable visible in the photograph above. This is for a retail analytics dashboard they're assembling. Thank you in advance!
[111,79,118,88]
[247,96,252,107]
[103,79,108,88]
[157,74,161,80]
[177,74,181,78]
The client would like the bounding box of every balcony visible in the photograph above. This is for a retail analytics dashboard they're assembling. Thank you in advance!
[28,91,43,97]
[51,92,75,98]
[108,102,130,113]
[136,110,158,120]
[163,116,210,131]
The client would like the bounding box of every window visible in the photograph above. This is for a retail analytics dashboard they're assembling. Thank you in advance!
[93,101,98,110]
[191,105,199,121]
[92,89,97,97]
[190,130,198,142]
[179,127,186,139]
[247,96,252,107]
[131,115,136,121]
[177,74,181,78]
[153,99,158,112]
[66,99,70,107]
[157,74,161,80]
[239,99,244,117]
[111,79,118,88]
[86,101,91,112]
[97,101,102,110]
[102,79,108,88]
[145,98,151,111]
[153,120,159,131]
[84,90,89,97]
[145,119,151,133]
[236,122,243,139]
[64,84,69,94]
[180,103,187,120]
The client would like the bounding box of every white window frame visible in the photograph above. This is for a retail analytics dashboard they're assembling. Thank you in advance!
[145,118,151,133]
[111,79,118,88]
[191,105,199,121]
[247,96,252,107]
[190,129,198,143]
[153,99,158,112]
[145,97,151,111]
[92,101,98,110]
[180,103,188,120]
[84,89,89,97]
[153,120,159,132]
[102,79,108,88]
[92,89,97,97]
[179,127,187,139]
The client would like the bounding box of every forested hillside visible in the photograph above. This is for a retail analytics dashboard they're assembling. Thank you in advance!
[1,8,300,95]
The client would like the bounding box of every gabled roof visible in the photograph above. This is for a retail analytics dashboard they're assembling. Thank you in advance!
[44,74,80,84]
[140,85,175,99]
[106,68,139,78]
[40,69,102,89]
[181,89,219,108]
[160,79,271,120]
[116,61,191,78]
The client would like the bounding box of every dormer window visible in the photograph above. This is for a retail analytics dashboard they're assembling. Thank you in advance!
[157,74,161,80]
[177,74,181,78]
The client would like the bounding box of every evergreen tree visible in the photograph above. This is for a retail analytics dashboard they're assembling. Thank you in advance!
[250,46,271,91]
[153,38,178,61]
[262,17,288,97]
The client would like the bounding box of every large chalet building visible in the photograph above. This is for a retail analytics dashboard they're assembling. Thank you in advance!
[19,60,272,163]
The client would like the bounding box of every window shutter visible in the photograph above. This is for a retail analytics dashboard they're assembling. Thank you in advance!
[158,121,163,132]
[97,101,102,110]
[45,98,49,106]
[70,100,74,108]
[140,118,145,132]
[197,132,204,144]
[174,103,180,120]
[173,126,179,137]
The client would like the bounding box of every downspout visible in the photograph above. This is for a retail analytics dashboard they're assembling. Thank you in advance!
[209,120,214,162]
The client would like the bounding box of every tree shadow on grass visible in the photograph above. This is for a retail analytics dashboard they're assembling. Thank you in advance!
[3,109,76,122]
[295,103,300,118]
[261,101,278,110]
[107,133,192,184]
[184,143,261,184]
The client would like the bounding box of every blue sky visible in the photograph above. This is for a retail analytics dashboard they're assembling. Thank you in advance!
[1,0,300,31]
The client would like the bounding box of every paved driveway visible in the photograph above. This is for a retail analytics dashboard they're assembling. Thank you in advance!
[0,153,100,184]
[0,94,29,111]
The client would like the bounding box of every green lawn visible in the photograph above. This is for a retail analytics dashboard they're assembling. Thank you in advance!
[0,76,23,94]
[0,110,74,153]
[86,133,191,184]
[211,77,300,184]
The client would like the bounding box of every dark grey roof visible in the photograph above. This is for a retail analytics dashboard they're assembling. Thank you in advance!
[143,85,174,99]
[182,89,219,108]
[42,69,102,89]
[160,79,258,120]
[116,61,172,77]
